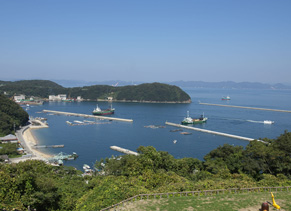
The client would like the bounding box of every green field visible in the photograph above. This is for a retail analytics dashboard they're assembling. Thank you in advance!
[113,191,291,211]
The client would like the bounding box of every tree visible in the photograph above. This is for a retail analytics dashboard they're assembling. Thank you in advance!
[204,144,244,174]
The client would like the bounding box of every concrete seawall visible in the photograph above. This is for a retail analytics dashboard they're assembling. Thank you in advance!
[165,122,263,142]
[110,146,139,156]
[43,110,133,122]
[199,102,291,113]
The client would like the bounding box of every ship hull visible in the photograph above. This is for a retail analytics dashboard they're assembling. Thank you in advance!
[181,118,207,125]
[92,109,115,116]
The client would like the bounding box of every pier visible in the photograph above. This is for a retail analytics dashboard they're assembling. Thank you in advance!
[43,110,133,122]
[32,145,64,149]
[110,146,139,156]
[199,102,291,113]
[165,122,261,142]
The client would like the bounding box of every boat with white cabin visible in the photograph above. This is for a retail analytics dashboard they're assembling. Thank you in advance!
[264,120,274,124]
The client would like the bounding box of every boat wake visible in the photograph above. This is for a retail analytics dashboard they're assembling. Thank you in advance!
[211,116,274,124]
[246,120,264,124]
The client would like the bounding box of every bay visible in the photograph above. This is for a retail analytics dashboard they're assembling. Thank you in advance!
[26,88,291,170]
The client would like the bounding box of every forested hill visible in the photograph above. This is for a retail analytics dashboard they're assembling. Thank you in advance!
[114,83,191,102]
[0,80,191,103]
[0,80,64,98]
[0,94,29,136]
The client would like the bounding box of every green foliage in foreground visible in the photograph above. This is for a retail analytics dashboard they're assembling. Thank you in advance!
[0,143,18,157]
[0,94,29,136]
[1,131,291,210]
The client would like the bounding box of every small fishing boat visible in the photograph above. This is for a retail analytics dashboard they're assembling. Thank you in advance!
[180,132,192,135]
[83,164,90,170]
[264,120,274,124]
[170,129,183,132]
[173,140,177,144]
[222,95,231,100]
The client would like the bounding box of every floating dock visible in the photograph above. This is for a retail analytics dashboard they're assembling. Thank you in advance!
[165,122,262,142]
[199,102,291,113]
[110,146,139,156]
[43,110,133,122]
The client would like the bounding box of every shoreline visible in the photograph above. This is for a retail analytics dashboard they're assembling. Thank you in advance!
[11,120,53,163]
[23,127,53,159]
[96,99,192,103]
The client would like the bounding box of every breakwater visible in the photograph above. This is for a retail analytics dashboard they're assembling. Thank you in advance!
[199,102,291,113]
[165,122,261,142]
[43,110,133,122]
[110,146,139,156]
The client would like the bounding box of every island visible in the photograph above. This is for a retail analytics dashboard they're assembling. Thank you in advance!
[0,80,191,103]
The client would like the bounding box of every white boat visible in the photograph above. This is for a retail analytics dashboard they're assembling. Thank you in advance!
[74,120,83,124]
[264,120,274,124]
[181,111,194,124]
[83,164,90,170]
[222,95,230,100]
[173,140,177,144]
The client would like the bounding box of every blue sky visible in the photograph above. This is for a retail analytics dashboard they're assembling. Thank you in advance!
[1,0,290,84]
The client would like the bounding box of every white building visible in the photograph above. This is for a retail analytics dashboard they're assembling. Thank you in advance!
[76,96,83,101]
[14,95,25,102]
[48,94,67,101]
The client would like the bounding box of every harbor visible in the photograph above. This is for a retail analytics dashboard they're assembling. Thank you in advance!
[165,122,260,142]
[199,102,291,113]
[22,88,289,170]
[42,109,133,122]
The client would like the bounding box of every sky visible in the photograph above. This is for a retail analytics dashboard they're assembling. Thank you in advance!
[0,0,290,84]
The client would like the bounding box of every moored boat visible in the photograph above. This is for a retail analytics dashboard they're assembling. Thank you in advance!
[92,105,115,115]
[222,95,231,100]
[83,164,90,170]
[181,111,207,125]
[180,132,192,135]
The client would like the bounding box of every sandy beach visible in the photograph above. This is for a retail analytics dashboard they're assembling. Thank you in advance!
[11,120,53,163]
[23,127,52,159]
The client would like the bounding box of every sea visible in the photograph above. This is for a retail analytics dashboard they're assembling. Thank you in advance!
[25,88,291,170]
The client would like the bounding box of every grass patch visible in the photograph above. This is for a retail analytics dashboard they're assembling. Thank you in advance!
[8,154,22,158]
[114,191,291,211]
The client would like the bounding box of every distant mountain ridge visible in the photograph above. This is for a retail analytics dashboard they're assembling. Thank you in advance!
[52,80,291,90]
[169,81,291,89]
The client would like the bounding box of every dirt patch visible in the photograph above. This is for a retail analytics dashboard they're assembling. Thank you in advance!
[114,198,168,211]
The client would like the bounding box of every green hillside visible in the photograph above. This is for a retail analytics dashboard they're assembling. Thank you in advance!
[0,80,64,98]
[0,80,191,102]
[0,94,29,136]
[115,83,191,102]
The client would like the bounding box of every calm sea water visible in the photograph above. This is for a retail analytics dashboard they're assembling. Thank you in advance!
[27,88,291,170]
